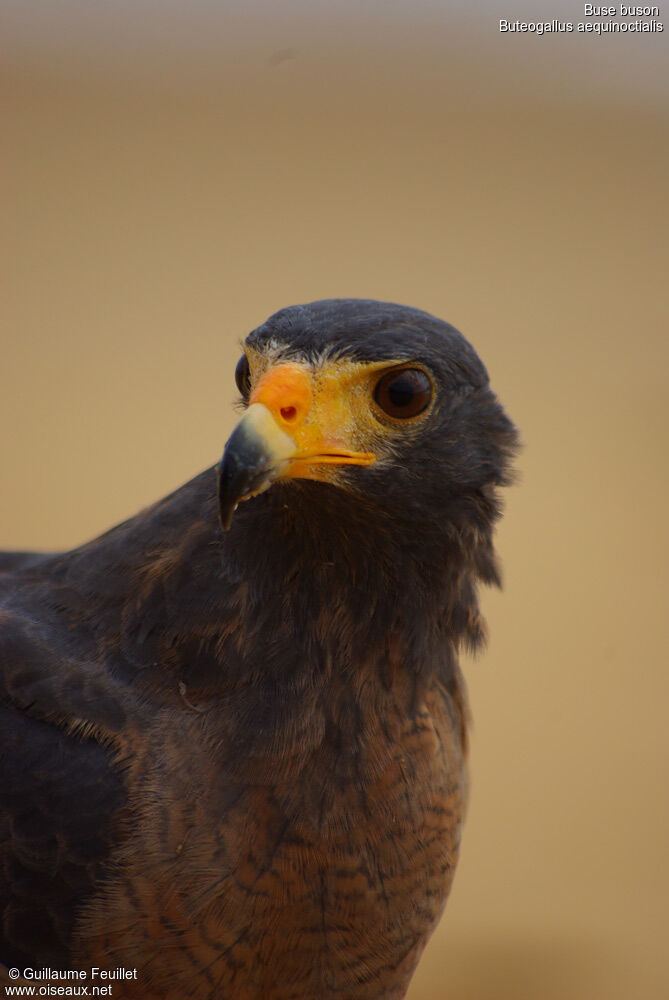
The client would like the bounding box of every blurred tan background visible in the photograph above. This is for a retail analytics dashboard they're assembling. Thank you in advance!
[2,2,668,998]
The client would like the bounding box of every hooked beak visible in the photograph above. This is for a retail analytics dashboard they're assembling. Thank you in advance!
[217,363,375,530]
[217,403,295,530]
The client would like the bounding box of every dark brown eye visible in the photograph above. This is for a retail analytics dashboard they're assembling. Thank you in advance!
[374,368,432,419]
[235,355,251,398]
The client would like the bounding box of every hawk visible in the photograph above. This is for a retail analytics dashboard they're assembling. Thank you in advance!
[0,299,518,999]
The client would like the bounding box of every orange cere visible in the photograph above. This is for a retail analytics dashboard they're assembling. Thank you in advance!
[249,362,375,479]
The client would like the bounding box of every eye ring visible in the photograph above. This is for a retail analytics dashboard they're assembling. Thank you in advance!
[235,355,251,398]
[373,367,433,420]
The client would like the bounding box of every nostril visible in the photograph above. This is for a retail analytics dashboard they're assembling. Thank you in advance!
[280,406,297,422]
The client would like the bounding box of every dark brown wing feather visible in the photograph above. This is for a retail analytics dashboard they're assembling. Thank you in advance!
[0,550,139,969]
[0,474,227,973]
[0,700,125,967]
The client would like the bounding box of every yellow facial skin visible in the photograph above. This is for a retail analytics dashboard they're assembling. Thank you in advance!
[245,359,378,484]
[217,352,434,528]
